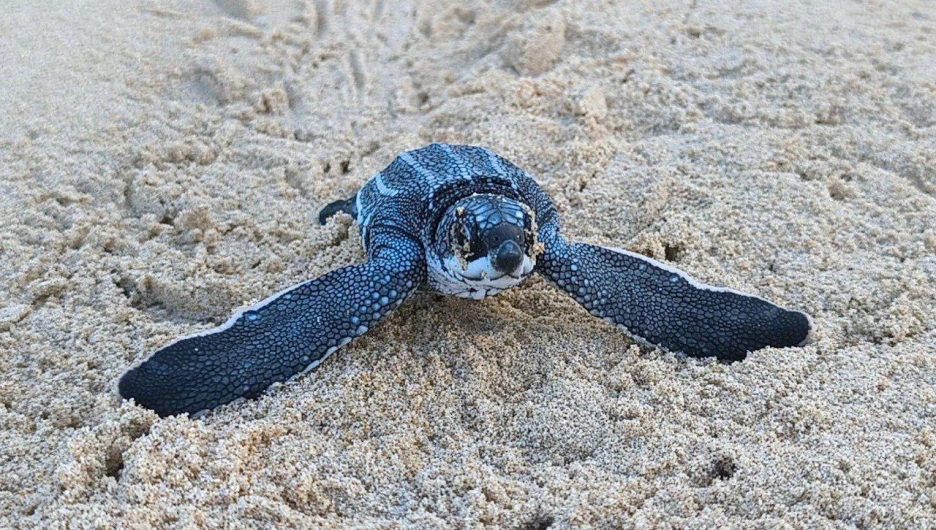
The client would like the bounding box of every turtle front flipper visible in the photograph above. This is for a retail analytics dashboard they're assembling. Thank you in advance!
[118,234,425,417]
[536,236,813,361]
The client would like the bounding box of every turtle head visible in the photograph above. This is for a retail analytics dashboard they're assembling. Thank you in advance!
[436,194,536,284]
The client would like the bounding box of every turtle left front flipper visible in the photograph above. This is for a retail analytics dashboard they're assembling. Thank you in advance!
[536,235,813,361]
[119,233,425,417]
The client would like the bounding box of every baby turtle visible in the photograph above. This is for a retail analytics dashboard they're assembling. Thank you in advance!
[119,143,813,417]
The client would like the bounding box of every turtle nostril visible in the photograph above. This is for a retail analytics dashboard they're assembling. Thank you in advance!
[493,240,523,273]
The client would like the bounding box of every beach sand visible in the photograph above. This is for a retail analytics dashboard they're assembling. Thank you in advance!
[2,0,935,528]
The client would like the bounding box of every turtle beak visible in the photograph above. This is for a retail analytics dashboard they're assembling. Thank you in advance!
[492,240,524,275]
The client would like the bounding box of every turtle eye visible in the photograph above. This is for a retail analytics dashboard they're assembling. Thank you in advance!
[454,224,467,248]
[484,224,524,256]
[467,231,488,260]
[452,217,486,261]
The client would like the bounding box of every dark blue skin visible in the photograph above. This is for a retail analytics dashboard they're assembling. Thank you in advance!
[119,144,813,417]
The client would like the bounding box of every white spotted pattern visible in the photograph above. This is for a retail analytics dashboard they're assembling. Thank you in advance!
[399,152,442,187]
[373,172,399,197]
[440,143,472,180]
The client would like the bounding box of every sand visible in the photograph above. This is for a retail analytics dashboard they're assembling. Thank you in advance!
[1,0,935,528]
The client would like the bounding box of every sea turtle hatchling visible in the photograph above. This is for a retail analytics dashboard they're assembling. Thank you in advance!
[119,143,813,417]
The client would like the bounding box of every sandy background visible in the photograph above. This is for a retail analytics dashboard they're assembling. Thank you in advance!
[2,0,935,528]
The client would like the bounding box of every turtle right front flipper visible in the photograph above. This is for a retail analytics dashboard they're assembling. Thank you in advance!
[119,233,425,417]
[536,235,813,362]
